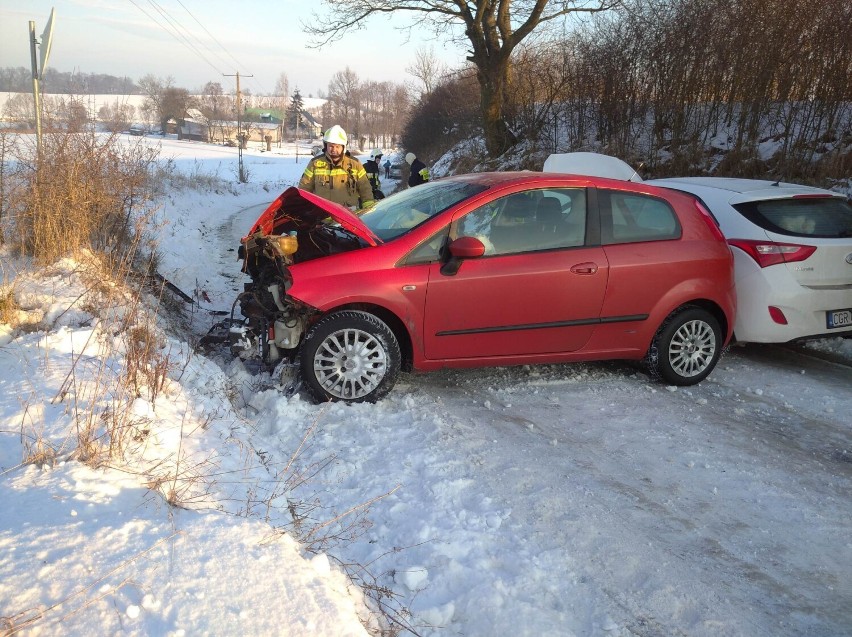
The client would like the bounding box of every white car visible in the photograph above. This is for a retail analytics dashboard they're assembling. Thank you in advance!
[645,177,852,343]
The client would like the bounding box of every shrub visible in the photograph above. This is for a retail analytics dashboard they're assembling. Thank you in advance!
[1,128,159,266]
[402,71,481,163]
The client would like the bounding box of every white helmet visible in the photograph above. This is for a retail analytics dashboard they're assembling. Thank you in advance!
[323,125,347,146]
[370,148,384,159]
[405,152,416,165]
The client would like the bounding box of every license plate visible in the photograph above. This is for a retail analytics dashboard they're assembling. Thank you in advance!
[827,308,852,328]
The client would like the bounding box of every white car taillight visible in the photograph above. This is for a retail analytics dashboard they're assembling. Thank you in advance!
[728,239,817,268]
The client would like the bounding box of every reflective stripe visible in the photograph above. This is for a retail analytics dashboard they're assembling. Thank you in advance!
[312,166,363,178]
[299,154,373,208]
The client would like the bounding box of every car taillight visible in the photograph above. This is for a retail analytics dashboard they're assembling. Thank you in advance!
[694,200,726,242]
[728,239,817,268]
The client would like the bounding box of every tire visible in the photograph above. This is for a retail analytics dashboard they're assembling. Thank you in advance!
[646,306,722,386]
[300,311,401,403]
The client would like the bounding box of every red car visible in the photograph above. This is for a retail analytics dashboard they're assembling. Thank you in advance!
[230,172,736,403]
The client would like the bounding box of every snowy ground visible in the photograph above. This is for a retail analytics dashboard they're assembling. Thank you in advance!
[2,135,851,636]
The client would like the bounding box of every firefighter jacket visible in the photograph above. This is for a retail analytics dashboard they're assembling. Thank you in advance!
[298,153,375,210]
[408,157,431,188]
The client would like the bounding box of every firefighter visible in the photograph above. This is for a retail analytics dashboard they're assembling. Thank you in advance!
[298,125,375,210]
[364,148,385,199]
[405,152,431,187]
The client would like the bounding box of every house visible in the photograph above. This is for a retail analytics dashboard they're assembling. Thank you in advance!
[301,111,322,138]
[208,120,281,146]
[178,109,208,141]
[244,107,323,139]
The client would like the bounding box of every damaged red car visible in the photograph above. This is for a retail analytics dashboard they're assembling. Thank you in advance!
[225,172,736,403]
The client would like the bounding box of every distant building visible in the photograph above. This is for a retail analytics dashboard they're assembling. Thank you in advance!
[300,111,322,138]
[178,109,207,141]
[208,120,281,145]
[244,106,322,139]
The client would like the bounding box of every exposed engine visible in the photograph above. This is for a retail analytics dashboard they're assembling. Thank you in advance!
[229,230,303,364]
[214,201,364,367]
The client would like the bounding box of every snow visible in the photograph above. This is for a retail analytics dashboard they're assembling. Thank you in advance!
[2,135,852,636]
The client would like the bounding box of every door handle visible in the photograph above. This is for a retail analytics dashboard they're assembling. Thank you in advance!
[570,262,598,275]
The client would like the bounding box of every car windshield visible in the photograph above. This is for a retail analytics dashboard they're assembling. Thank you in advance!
[733,197,852,238]
[359,180,488,241]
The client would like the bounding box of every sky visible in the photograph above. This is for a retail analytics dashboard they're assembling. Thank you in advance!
[1,133,851,636]
[0,0,465,97]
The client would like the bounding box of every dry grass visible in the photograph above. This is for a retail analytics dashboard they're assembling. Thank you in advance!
[4,131,158,265]
[0,285,17,325]
[0,252,21,326]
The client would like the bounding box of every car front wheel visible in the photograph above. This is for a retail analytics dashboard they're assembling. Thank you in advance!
[646,306,722,385]
[300,311,401,403]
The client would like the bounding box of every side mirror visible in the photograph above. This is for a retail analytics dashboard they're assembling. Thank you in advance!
[448,236,486,259]
[441,236,486,276]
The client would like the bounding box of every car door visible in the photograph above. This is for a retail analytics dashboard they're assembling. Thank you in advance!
[597,188,695,324]
[422,188,609,360]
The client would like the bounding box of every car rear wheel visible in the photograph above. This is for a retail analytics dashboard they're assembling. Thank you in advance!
[646,306,722,385]
[300,311,401,403]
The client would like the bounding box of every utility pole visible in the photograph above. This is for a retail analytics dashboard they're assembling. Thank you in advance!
[224,71,252,183]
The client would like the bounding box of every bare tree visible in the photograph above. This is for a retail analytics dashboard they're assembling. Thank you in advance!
[360,80,382,146]
[305,0,621,156]
[200,81,229,120]
[98,100,136,133]
[326,67,362,143]
[138,75,194,133]
[319,94,334,132]
[274,73,290,116]
[44,96,90,132]
[2,93,36,128]
[406,46,447,97]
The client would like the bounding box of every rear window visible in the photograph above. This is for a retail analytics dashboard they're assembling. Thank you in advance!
[733,197,852,238]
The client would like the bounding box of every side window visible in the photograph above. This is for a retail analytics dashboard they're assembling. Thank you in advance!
[403,227,449,265]
[536,188,587,249]
[454,188,587,256]
[601,191,681,244]
[488,192,539,254]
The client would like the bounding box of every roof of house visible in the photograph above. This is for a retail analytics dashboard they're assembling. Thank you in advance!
[210,120,280,130]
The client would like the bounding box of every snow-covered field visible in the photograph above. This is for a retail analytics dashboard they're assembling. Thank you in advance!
[2,135,851,636]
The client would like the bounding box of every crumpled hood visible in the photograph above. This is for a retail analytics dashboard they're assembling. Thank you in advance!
[243,186,381,246]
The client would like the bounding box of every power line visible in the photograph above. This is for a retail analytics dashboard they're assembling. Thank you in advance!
[146,0,226,74]
[173,0,270,96]
[129,0,275,96]
[174,0,246,75]
[127,0,223,77]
